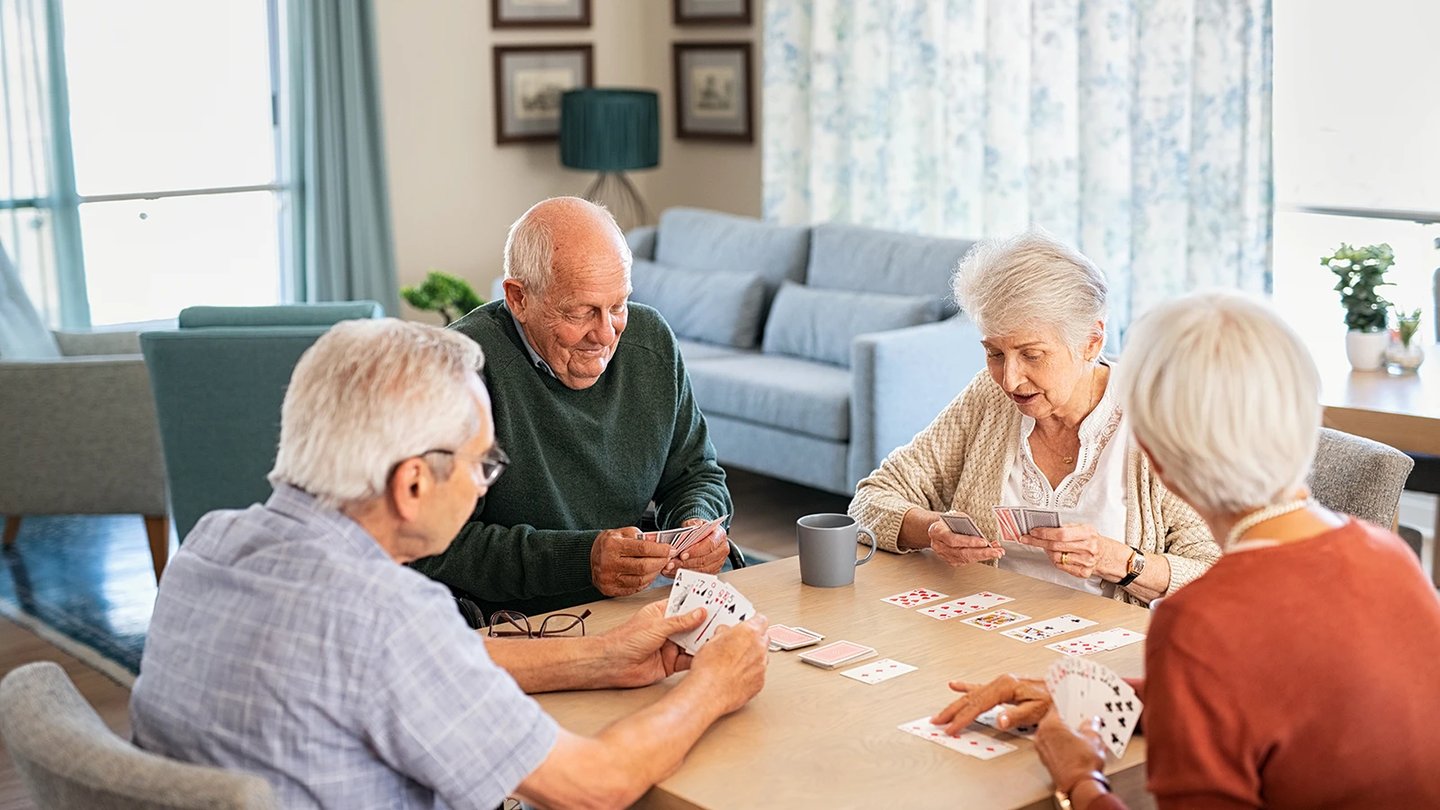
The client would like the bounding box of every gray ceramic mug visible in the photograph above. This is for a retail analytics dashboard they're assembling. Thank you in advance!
[796,513,877,587]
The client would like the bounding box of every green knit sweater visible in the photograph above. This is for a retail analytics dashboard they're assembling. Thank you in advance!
[411,300,733,615]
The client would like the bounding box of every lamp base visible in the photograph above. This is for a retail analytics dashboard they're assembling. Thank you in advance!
[582,172,651,232]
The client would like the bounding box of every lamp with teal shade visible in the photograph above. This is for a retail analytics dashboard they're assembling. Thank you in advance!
[560,88,659,230]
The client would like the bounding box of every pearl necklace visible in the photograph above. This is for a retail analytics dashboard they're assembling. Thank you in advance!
[1224,499,1311,548]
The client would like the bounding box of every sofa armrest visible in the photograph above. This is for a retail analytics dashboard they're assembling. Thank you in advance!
[848,315,986,488]
[628,225,657,260]
[0,355,166,514]
[52,329,143,357]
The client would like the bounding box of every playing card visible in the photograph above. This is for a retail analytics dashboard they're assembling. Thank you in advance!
[1022,508,1062,530]
[658,514,729,558]
[961,608,1031,630]
[918,592,1014,620]
[974,706,1038,738]
[766,625,823,651]
[798,640,876,669]
[898,718,1019,760]
[839,657,917,684]
[990,506,1020,542]
[1000,614,1099,643]
[664,569,717,617]
[1046,659,1143,758]
[940,513,984,538]
[880,587,949,608]
[1045,627,1146,657]
[690,584,755,652]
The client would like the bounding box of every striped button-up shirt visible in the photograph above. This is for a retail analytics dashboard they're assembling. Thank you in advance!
[131,484,557,809]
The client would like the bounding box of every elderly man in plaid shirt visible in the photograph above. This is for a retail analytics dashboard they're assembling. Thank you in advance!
[130,319,769,810]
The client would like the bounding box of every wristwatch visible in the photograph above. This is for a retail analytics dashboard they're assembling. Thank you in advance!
[1053,771,1112,809]
[1117,549,1146,587]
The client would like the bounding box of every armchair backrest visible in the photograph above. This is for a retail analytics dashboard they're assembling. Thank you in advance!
[1308,427,1414,528]
[0,662,276,809]
[141,303,383,541]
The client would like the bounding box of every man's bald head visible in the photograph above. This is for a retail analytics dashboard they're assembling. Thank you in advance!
[502,197,631,298]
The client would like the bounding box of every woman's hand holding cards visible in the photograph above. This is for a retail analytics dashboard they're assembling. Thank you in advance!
[1019,525,1125,580]
[928,517,1004,567]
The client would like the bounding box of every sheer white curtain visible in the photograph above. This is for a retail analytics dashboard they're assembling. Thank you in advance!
[763,0,1273,337]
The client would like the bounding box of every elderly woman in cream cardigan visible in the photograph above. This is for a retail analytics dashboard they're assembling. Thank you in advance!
[848,231,1219,605]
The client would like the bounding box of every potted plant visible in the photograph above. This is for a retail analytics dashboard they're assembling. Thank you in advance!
[1385,307,1425,373]
[1321,242,1393,370]
[401,271,484,326]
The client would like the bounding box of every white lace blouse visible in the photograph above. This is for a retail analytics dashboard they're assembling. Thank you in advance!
[997,366,1129,596]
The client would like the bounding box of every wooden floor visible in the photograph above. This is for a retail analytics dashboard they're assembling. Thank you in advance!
[0,467,849,808]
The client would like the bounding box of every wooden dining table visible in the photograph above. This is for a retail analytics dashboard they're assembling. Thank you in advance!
[534,553,1157,810]
[1316,341,1440,456]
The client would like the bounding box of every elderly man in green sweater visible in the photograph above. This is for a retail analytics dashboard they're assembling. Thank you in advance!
[412,197,739,616]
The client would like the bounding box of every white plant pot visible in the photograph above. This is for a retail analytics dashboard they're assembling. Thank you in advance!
[1345,330,1389,371]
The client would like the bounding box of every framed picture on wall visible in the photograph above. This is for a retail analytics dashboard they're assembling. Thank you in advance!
[673,42,753,142]
[491,0,591,28]
[493,44,594,143]
[673,0,751,26]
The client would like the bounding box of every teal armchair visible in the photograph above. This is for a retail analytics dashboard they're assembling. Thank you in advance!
[140,303,383,542]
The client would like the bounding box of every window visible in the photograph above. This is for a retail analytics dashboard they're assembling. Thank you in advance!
[1,0,287,328]
[1272,0,1440,346]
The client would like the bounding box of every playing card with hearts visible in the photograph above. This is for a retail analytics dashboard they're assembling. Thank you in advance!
[1045,627,1146,657]
[880,587,949,608]
[918,592,1014,620]
[839,657,917,684]
[898,718,1018,760]
[961,608,1030,630]
[1000,613,1099,643]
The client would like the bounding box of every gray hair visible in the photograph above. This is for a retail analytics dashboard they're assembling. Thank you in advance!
[502,197,631,298]
[951,229,1108,352]
[269,319,486,510]
[1116,290,1321,520]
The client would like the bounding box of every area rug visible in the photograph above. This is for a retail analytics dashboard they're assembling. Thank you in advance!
[0,514,157,684]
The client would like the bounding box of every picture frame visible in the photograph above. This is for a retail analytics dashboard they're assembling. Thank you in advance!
[672,42,753,142]
[673,0,751,26]
[491,0,591,29]
[492,44,594,144]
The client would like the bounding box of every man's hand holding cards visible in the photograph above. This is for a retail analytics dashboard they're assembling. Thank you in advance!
[646,515,731,576]
[929,511,1003,566]
[664,569,758,655]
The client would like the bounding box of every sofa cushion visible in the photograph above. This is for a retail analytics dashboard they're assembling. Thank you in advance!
[761,283,940,367]
[630,259,768,349]
[688,353,851,442]
[676,338,751,363]
[179,302,384,328]
[808,223,975,316]
[654,208,810,292]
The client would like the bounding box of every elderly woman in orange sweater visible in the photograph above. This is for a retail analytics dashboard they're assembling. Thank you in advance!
[849,231,1218,605]
[934,291,1440,809]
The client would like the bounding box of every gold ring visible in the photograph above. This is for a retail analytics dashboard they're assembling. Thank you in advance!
[1060,551,1069,566]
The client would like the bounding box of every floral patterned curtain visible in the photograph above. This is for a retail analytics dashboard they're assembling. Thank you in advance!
[763,0,1273,338]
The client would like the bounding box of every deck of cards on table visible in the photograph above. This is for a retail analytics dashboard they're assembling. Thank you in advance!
[1047,659,1143,757]
[644,514,728,559]
[663,569,755,655]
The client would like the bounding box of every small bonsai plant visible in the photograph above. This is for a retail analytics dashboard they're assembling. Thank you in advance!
[1321,242,1393,332]
[401,271,484,325]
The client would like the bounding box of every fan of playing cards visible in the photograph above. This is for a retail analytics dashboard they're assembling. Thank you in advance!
[1046,658,1143,758]
[663,569,756,655]
[645,515,728,559]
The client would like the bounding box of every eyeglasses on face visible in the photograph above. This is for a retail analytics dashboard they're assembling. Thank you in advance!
[422,444,509,487]
[485,609,591,639]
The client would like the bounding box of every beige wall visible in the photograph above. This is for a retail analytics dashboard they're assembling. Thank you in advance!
[374,0,763,320]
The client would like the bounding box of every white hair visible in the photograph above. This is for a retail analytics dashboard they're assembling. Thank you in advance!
[502,196,631,298]
[1116,290,1321,519]
[951,229,1108,352]
[269,318,486,510]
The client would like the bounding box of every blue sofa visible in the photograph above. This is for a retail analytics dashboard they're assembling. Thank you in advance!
[625,208,986,495]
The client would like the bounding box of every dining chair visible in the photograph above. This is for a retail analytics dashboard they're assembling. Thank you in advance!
[0,661,276,809]
[140,302,383,542]
[1307,427,1414,529]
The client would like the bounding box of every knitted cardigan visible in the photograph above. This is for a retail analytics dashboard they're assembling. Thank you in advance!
[849,371,1220,605]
